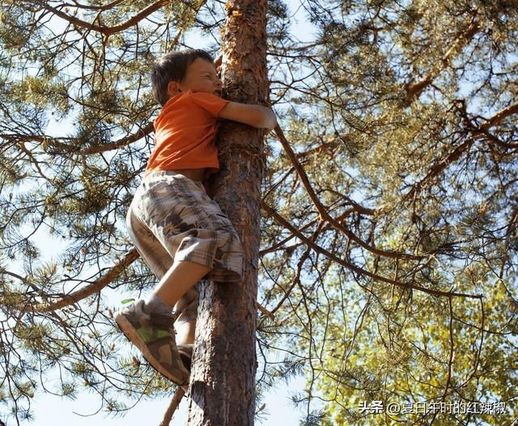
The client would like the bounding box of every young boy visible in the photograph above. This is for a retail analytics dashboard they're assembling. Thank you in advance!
[115,49,276,386]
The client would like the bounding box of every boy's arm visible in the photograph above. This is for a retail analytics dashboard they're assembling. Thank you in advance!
[219,102,277,130]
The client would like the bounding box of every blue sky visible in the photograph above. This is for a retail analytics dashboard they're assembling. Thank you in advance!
[31,376,308,425]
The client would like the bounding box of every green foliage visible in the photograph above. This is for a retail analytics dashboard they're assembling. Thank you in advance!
[0,0,208,423]
[258,0,517,424]
[0,0,517,424]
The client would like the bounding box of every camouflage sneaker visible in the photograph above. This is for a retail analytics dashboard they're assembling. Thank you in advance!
[114,299,189,386]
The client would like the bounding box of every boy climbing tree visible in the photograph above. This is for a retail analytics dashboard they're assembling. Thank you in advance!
[115,47,275,387]
[118,1,271,424]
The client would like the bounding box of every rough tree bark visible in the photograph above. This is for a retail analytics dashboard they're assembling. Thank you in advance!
[186,0,268,425]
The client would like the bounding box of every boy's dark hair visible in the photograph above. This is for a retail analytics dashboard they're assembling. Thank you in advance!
[151,49,214,106]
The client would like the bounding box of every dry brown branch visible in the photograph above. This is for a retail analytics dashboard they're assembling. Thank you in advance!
[257,303,274,319]
[295,138,340,161]
[160,387,185,426]
[263,202,483,299]
[18,248,139,313]
[274,125,422,260]
[269,245,312,316]
[38,0,170,36]
[481,102,518,130]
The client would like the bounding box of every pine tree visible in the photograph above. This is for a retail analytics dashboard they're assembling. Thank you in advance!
[186,0,268,424]
[0,1,516,425]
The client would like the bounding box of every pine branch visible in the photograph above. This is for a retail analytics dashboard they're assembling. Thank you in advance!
[402,101,518,203]
[160,387,185,426]
[1,123,154,155]
[274,125,422,261]
[36,0,171,36]
[262,202,483,299]
[78,122,154,154]
[401,137,475,203]
[405,15,480,104]
[15,248,139,313]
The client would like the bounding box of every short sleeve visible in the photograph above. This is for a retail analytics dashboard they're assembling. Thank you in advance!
[189,92,230,117]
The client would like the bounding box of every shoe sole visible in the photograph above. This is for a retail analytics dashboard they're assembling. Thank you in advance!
[114,312,189,386]
[178,346,192,373]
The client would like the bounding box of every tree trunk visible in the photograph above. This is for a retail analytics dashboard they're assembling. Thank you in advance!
[186,1,268,425]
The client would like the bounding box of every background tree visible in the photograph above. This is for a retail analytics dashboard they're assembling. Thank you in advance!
[260,1,517,424]
[0,0,516,425]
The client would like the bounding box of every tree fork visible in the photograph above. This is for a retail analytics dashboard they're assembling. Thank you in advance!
[186,0,268,425]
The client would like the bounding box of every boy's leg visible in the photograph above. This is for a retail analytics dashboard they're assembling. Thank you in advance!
[151,260,209,308]
[136,259,205,375]
[115,208,203,385]
[145,259,207,361]
[123,204,200,345]
[173,287,197,371]
[173,287,198,346]
[118,172,243,383]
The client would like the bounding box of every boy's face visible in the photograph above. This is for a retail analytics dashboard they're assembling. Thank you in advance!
[167,58,222,97]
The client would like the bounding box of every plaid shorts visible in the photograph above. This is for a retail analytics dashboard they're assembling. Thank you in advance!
[126,171,243,323]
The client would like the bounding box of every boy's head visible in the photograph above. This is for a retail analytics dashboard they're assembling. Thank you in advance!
[151,49,222,106]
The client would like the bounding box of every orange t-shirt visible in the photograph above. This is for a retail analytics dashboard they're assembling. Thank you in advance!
[146,90,230,172]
